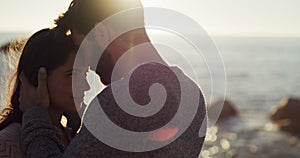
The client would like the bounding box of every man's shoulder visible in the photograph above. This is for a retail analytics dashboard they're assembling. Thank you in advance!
[86,62,206,157]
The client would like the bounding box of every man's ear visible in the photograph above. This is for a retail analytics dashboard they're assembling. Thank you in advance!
[71,27,85,46]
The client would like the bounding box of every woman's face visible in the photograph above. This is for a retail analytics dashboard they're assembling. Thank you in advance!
[47,52,90,113]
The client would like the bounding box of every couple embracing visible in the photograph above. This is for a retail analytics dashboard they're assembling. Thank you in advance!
[0,0,206,157]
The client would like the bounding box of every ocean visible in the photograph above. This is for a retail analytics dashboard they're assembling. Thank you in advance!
[200,36,300,157]
[0,33,300,157]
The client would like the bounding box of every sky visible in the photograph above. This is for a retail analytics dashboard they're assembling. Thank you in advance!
[0,0,299,37]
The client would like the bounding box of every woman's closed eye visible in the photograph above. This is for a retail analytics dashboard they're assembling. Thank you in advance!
[67,72,73,77]
[68,68,89,79]
[64,69,74,77]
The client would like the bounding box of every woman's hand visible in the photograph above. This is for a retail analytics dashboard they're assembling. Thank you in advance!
[19,67,50,112]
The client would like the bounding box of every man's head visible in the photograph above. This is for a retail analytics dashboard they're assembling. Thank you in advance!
[54,0,157,85]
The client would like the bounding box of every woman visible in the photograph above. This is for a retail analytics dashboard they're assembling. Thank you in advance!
[0,28,89,157]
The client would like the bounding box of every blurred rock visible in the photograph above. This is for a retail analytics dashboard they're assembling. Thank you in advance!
[209,99,238,123]
[271,97,300,133]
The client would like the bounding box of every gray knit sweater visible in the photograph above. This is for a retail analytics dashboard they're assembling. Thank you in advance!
[21,63,206,158]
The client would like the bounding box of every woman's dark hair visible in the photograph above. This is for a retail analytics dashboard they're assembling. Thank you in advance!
[0,28,77,130]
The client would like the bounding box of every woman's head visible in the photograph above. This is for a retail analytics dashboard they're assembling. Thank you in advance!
[19,28,90,112]
[0,28,87,129]
[19,29,76,87]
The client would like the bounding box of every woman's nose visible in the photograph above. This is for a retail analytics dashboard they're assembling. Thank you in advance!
[73,72,91,93]
[83,78,90,92]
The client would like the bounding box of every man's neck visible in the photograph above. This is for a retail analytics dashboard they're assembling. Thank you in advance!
[48,106,63,128]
